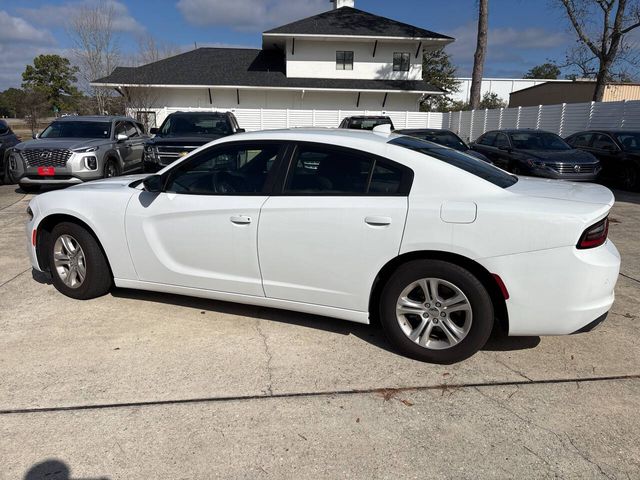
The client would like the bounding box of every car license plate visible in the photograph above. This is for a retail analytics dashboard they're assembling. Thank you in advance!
[37,167,55,176]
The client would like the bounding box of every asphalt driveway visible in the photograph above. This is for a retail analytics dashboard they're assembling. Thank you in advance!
[1,184,639,479]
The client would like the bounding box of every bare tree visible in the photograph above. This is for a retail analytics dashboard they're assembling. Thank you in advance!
[559,0,640,101]
[67,2,120,114]
[469,0,489,110]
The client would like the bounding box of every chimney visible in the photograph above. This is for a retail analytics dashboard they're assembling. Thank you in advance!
[331,0,355,9]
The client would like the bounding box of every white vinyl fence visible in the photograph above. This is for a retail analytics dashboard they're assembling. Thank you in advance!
[153,107,444,131]
[442,99,640,142]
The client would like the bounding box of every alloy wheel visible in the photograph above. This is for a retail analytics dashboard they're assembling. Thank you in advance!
[53,234,87,289]
[395,277,473,350]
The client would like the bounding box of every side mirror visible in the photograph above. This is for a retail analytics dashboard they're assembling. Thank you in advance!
[116,133,128,142]
[143,174,164,193]
[149,127,158,135]
[236,128,246,133]
[32,133,39,139]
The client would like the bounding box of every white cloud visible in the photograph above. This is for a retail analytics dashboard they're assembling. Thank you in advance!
[177,0,327,30]
[17,0,143,33]
[0,10,54,44]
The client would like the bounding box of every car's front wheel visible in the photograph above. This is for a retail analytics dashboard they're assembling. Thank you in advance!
[48,222,112,299]
[379,260,494,364]
[103,159,119,178]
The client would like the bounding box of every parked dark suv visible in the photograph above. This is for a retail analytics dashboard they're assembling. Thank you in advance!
[471,129,601,181]
[143,111,244,172]
[0,120,21,184]
[395,128,492,163]
[565,130,640,191]
[339,116,395,130]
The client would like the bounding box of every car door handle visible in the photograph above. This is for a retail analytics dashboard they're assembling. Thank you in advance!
[230,215,252,225]
[365,216,392,226]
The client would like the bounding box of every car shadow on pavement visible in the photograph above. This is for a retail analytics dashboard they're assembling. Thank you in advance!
[24,459,109,480]
[110,287,541,356]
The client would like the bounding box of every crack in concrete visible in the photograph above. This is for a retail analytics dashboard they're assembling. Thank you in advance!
[619,272,640,285]
[0,194,27,212]
[483,353,533,382]
[0,268,31,290]
[254,320,274,396]
[473,386,614,478]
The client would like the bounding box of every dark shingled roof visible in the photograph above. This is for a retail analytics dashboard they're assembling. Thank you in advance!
[264,7,453,40]
[93,48,442,93]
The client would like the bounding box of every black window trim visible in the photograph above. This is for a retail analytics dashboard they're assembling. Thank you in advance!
[393,52,411,72]
[495,132,512,149]
[274,141,414,197]
[160,139,288,196]
[336,50,354,70]
[592,132,621,151]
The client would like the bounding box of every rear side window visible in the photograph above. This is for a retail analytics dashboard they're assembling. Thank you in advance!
[390,136,517,188]
[285,144,410,195]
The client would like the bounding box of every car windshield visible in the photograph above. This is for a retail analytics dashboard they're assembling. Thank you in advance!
[390,135,517,188]
[159,114,231,136]
[408,131,467,151]
[509,132,571,150]
[615,132,640,151]
[348,118,392,130]
[40,121,111,139]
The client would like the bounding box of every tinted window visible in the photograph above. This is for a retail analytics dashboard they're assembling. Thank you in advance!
[592,133,618,151]
[159,114,231,136]
[509,132,571,150]
[287,147,372,194]
[569,133,593,147]
[477,132,497,146]
[369,163,403,194]
[407,131,467,151]
[40,121,111,139]
[165,143,280,195]
[116,121,138,138]
[390,136,517,188]
[347,118,393,130]
[615,132,640,151]
[393,52,410,72]
[495,133,510,149]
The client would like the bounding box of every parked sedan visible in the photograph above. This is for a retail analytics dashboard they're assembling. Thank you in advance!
[471,129,601,181]
[0,120,21,184]
[26,129,619,364]
[396,128,492,163]
[565,130,640,191]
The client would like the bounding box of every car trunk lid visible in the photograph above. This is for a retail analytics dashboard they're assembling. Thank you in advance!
[507,176,614,206]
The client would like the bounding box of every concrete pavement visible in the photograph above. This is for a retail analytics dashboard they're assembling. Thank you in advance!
[1,184,639,479]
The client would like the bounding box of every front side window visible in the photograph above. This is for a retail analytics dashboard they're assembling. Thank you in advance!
[592,133,619,151]
[336,51,354,70]
[40,121,111,139]
[389,136,517,188]
[393,52,410,72]
[495,133,510,149]
[615,132,640,151]
[115,121,138,139]
[476,132,497,146]
[285,145,408,195]
[165,143,281,195]
[569,133,593,147]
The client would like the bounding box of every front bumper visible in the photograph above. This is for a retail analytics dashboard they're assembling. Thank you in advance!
[479,240,620,336]
[10,150,104,185]
[526,165,601,182]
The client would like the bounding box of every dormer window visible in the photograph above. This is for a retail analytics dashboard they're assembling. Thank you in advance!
[336,51,354,70]
[393,52,410,72]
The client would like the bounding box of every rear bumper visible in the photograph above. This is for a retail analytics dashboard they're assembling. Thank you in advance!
[479,240,620,336]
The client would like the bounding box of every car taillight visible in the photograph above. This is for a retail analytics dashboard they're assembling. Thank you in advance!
[577,217,609,249]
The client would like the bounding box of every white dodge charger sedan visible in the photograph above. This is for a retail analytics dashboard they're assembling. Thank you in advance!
[25,128,620,363]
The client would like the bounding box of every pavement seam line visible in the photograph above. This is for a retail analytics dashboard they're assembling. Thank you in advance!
[0,268,31,290]
[619,272,640,285]
[0,194,27,212]
[1,373,638,416]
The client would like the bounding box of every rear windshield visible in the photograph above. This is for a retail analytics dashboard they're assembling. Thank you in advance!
[404,130,467,151]
[389,135,518,188]
[348,118,393,130]
[509,132,571,150]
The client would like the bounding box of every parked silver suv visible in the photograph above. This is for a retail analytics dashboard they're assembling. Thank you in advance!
[8,115,149,192]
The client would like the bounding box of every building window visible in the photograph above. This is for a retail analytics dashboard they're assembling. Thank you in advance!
[393,52,410,72]
[336,51,354,70]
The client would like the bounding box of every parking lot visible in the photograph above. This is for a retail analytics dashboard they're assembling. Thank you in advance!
[1,184,639,479]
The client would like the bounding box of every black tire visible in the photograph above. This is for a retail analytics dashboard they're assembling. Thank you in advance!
[48,222,112,300]
[378,259,494,364]
[103,158,120,178]
[618,163,640,191]
[19,183,40,193]
[4,160,16,185]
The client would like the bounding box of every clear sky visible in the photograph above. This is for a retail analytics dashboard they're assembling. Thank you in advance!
[0,0,573,90]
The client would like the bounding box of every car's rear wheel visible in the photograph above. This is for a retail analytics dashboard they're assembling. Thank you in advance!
[379,260,494,364]
[104,159,119,178]
[48,222,112,299]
